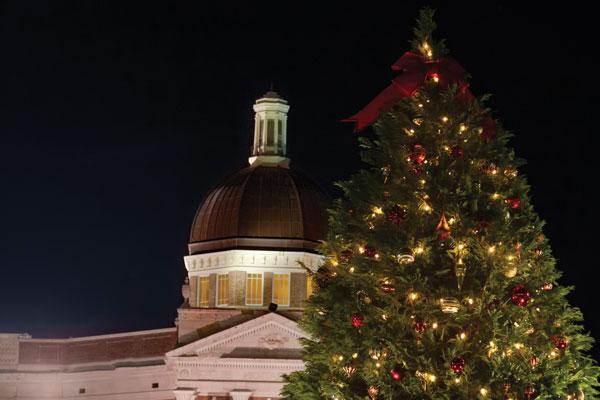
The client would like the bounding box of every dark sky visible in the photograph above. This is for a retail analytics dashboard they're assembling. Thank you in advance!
[1,1,597,356]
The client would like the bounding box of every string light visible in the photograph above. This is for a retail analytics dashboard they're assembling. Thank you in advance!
[414,246,425,255]
[441,116,449,123]
[352,353,358,359]
[488,245,496,254]
[432,322,438,329]
[372,206,384,215]
[488,341,498,357]
[459,124,467,133]
[480,388,488,396]
[459,332,467,340]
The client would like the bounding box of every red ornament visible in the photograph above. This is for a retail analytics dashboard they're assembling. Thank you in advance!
[387,205,407,226]
[362,245,378,258]
[410,144,427,166]
[450,145,464,158]
[436,213,452,241]
[414,319,426,334]
[450,356,465,374]
[339,249,354,263]
[529,356,539,368]
[524,385,536,399]
[390,365,404,381]
[380,282,396,293]
[511,284,531,307]
[551,335,568,350]
[505,197,521,209]
[474,218,490,235]
[351,314,364,328]
[480,115,496,141]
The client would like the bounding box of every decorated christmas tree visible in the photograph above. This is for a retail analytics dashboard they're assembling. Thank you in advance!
[283,9,599,400]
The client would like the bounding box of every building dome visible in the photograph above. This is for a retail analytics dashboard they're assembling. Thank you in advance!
[188,165,329,255]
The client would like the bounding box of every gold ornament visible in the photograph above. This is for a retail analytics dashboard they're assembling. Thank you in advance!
[342,364,357,377]
[368,385,378,400]
[396,248,415,264]
[440,297,460,313]
[503,265,517,278]
[436,213,451,240]
[455,258,466,290]
[503,253,518,277]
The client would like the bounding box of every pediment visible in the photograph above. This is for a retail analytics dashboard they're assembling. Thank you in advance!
[167,313,308,359]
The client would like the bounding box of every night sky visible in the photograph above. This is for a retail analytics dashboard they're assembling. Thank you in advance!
[1,1,597,357]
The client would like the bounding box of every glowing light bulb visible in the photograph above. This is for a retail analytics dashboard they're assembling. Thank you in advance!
[349,267,355,273]
[441,116,449,123]
[352,353,358,358]
[480,388,488,396]
[372,206,384,215]
[338,355,344,361]
[459,124,467,132]
[432,322,438,329]
[414,246,424,254]
[459,332,467,340]
[488,245,496,254]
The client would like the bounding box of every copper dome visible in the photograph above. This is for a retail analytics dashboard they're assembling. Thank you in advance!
[188,165,329,254]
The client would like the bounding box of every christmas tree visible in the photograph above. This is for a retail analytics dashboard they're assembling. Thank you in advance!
[283,9,599,400]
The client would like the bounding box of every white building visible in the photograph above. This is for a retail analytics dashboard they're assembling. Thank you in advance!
[0,91,329,400]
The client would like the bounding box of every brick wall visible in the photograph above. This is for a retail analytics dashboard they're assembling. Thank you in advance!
[18,330,177,365]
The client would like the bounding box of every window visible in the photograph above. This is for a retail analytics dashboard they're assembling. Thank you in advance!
[272,273,290,306]
[266,119,275,146]
[197,276,209,307]
[217,274,229,306]
[245,273,263,305]
[152,383,159,389]
[79,389,86,394]
[306,274,315,298]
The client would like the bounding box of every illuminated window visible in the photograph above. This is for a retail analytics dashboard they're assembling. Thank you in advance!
[245,273,263,305]
[306,274,315,298]
[197,276,209,307]
[272,273,290,306]
[216,274,229,306]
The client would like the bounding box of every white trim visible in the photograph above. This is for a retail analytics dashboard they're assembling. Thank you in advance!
[184,249,324,275]
[244,272,264,306]
[166,313,308,357]
[18,328,176,343]
[271,272,290,307]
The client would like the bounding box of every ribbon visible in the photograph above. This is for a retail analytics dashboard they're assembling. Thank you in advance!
[344,52,474,132]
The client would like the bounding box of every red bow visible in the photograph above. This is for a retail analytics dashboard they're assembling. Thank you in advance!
[344,52,474,131]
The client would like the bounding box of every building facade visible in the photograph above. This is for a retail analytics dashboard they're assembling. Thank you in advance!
[0,92,328,400]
